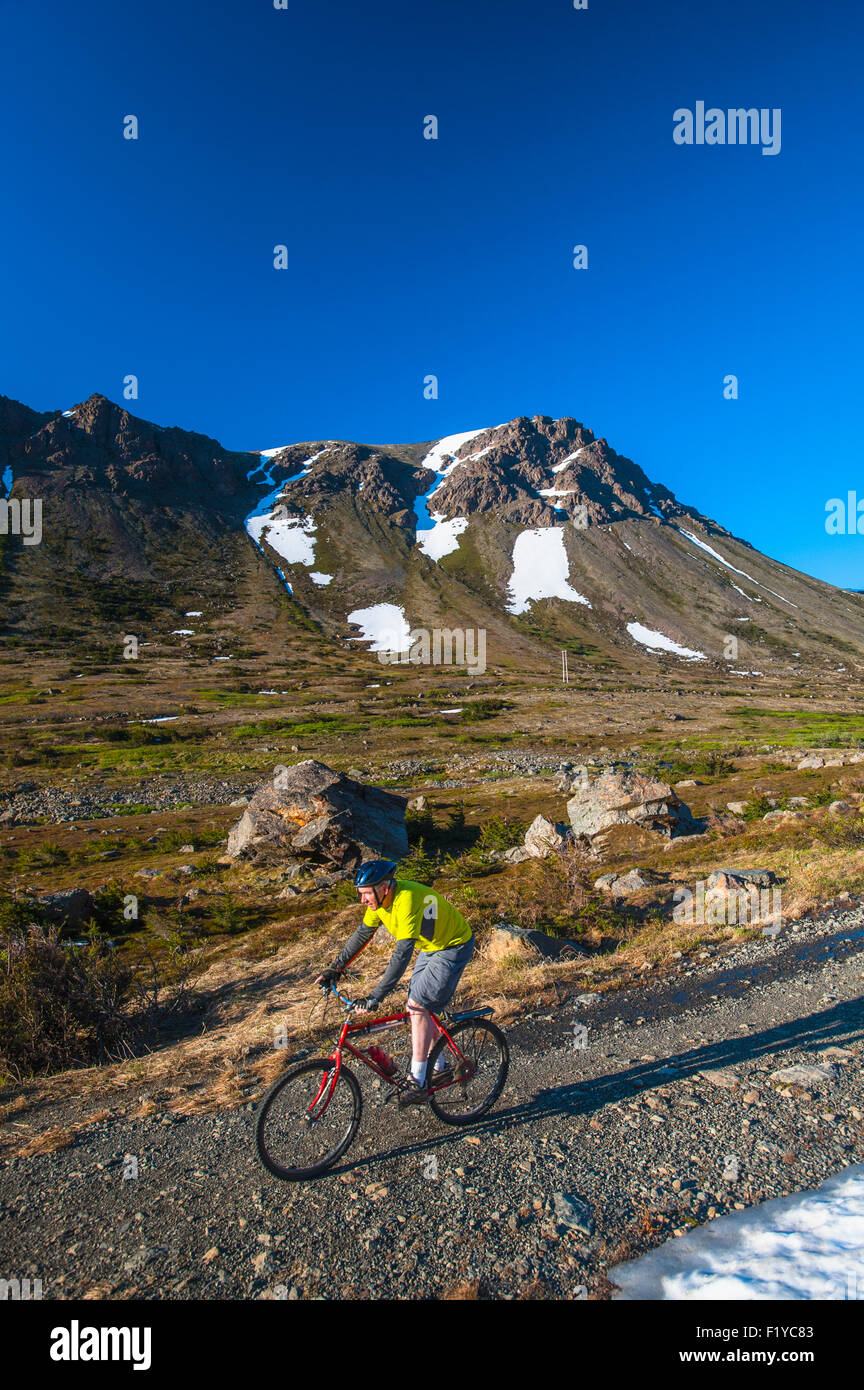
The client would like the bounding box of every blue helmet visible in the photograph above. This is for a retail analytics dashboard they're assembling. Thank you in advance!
[353,859,397,888]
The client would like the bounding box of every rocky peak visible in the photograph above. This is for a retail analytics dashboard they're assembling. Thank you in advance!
[10,393,255,511]
[262,439,435,528]
[425,414,705,529]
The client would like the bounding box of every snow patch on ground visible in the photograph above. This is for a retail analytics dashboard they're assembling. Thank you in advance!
[626,622,706,660]
[506,528,591,615]
[171,629,195,636]
[185,610,203,617]
[678,529,797,608]
[610,1164,864,1301]
[347,604,412,653]
[309,572,333,586]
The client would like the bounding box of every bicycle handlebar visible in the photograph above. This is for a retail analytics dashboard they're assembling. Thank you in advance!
[327,982,361,1011]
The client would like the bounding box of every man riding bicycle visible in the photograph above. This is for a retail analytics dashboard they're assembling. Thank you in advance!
[315,860,474,1107]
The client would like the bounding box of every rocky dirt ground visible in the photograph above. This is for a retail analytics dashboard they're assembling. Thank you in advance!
[2,902,862,1301]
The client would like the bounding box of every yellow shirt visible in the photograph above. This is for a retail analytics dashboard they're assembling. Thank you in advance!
[363,879,471,953]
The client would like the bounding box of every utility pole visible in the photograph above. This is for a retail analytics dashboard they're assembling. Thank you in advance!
[561,649,569,685]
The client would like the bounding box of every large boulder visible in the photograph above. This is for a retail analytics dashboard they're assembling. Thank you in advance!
[566,769,697,849]
[225,760,408,869]
[33,888,95,923]
[523,815,572,859]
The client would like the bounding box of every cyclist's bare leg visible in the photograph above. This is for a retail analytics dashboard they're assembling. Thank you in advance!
[407,999,441,1080]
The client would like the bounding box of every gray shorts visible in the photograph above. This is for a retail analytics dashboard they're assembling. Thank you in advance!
[408,936,474,1012]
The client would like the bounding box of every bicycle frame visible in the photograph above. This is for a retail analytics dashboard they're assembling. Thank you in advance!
[306,986,474,1116]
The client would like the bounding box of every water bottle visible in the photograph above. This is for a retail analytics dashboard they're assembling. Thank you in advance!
[367,1044,398,1076]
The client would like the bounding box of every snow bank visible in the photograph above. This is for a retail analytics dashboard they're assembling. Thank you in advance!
[610,1164,864,1301]
[626,622,706,660]
[506,528,591,614]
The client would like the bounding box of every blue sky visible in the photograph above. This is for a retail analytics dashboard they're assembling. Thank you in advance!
[1,0,862,585]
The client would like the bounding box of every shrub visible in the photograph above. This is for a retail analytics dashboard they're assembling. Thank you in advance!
[0,919,133,1076]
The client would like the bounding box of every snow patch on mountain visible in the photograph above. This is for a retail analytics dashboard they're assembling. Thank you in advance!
[506,528,591,614]
[251,513,317,567]
[347,604,412,653]
[418,514,469,561]
[678,529,797,608]
[626,622,706,660]
[413,425,505,558]
[550,448,587,474]
[310,572,333,586]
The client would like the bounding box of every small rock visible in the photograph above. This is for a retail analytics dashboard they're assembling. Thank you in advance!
[501,846,531,864]
[552,1192,595,1236]
[829,801,850,814]
[698,1068,739,1091]
[771,1064,839,1087]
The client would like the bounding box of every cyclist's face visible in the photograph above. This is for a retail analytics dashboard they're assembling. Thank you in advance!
[358,882,392,909]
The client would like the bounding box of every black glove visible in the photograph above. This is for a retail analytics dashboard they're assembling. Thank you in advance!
[354,996,380,1013]
[317,968,342,992]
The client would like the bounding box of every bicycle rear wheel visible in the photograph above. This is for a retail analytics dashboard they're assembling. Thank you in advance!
[255,1059,362,1180]
[427,1018,509,1125]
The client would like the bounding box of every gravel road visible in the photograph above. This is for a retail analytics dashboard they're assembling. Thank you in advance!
[2,906,863,1301]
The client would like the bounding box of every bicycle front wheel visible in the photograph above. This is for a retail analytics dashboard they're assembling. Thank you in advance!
[255,1059,362,1180]
[427,1018,509,1125]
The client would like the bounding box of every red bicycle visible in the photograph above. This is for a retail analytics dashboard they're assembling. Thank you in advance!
[255,985,509,1180]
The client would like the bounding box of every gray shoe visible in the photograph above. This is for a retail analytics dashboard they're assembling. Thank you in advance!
[396,1076,430,1108]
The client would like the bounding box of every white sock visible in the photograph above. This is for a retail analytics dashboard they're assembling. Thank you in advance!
[410,1060,427,1084]
[434,1053,447,1072]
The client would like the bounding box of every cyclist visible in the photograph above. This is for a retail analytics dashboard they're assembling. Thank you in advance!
[316,859,474,1106]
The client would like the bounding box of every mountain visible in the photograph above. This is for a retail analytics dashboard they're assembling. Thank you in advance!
[2,392,863,679]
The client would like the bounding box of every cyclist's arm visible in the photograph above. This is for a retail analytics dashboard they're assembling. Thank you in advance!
[369,937,415,1002]
[332,921,376,973]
